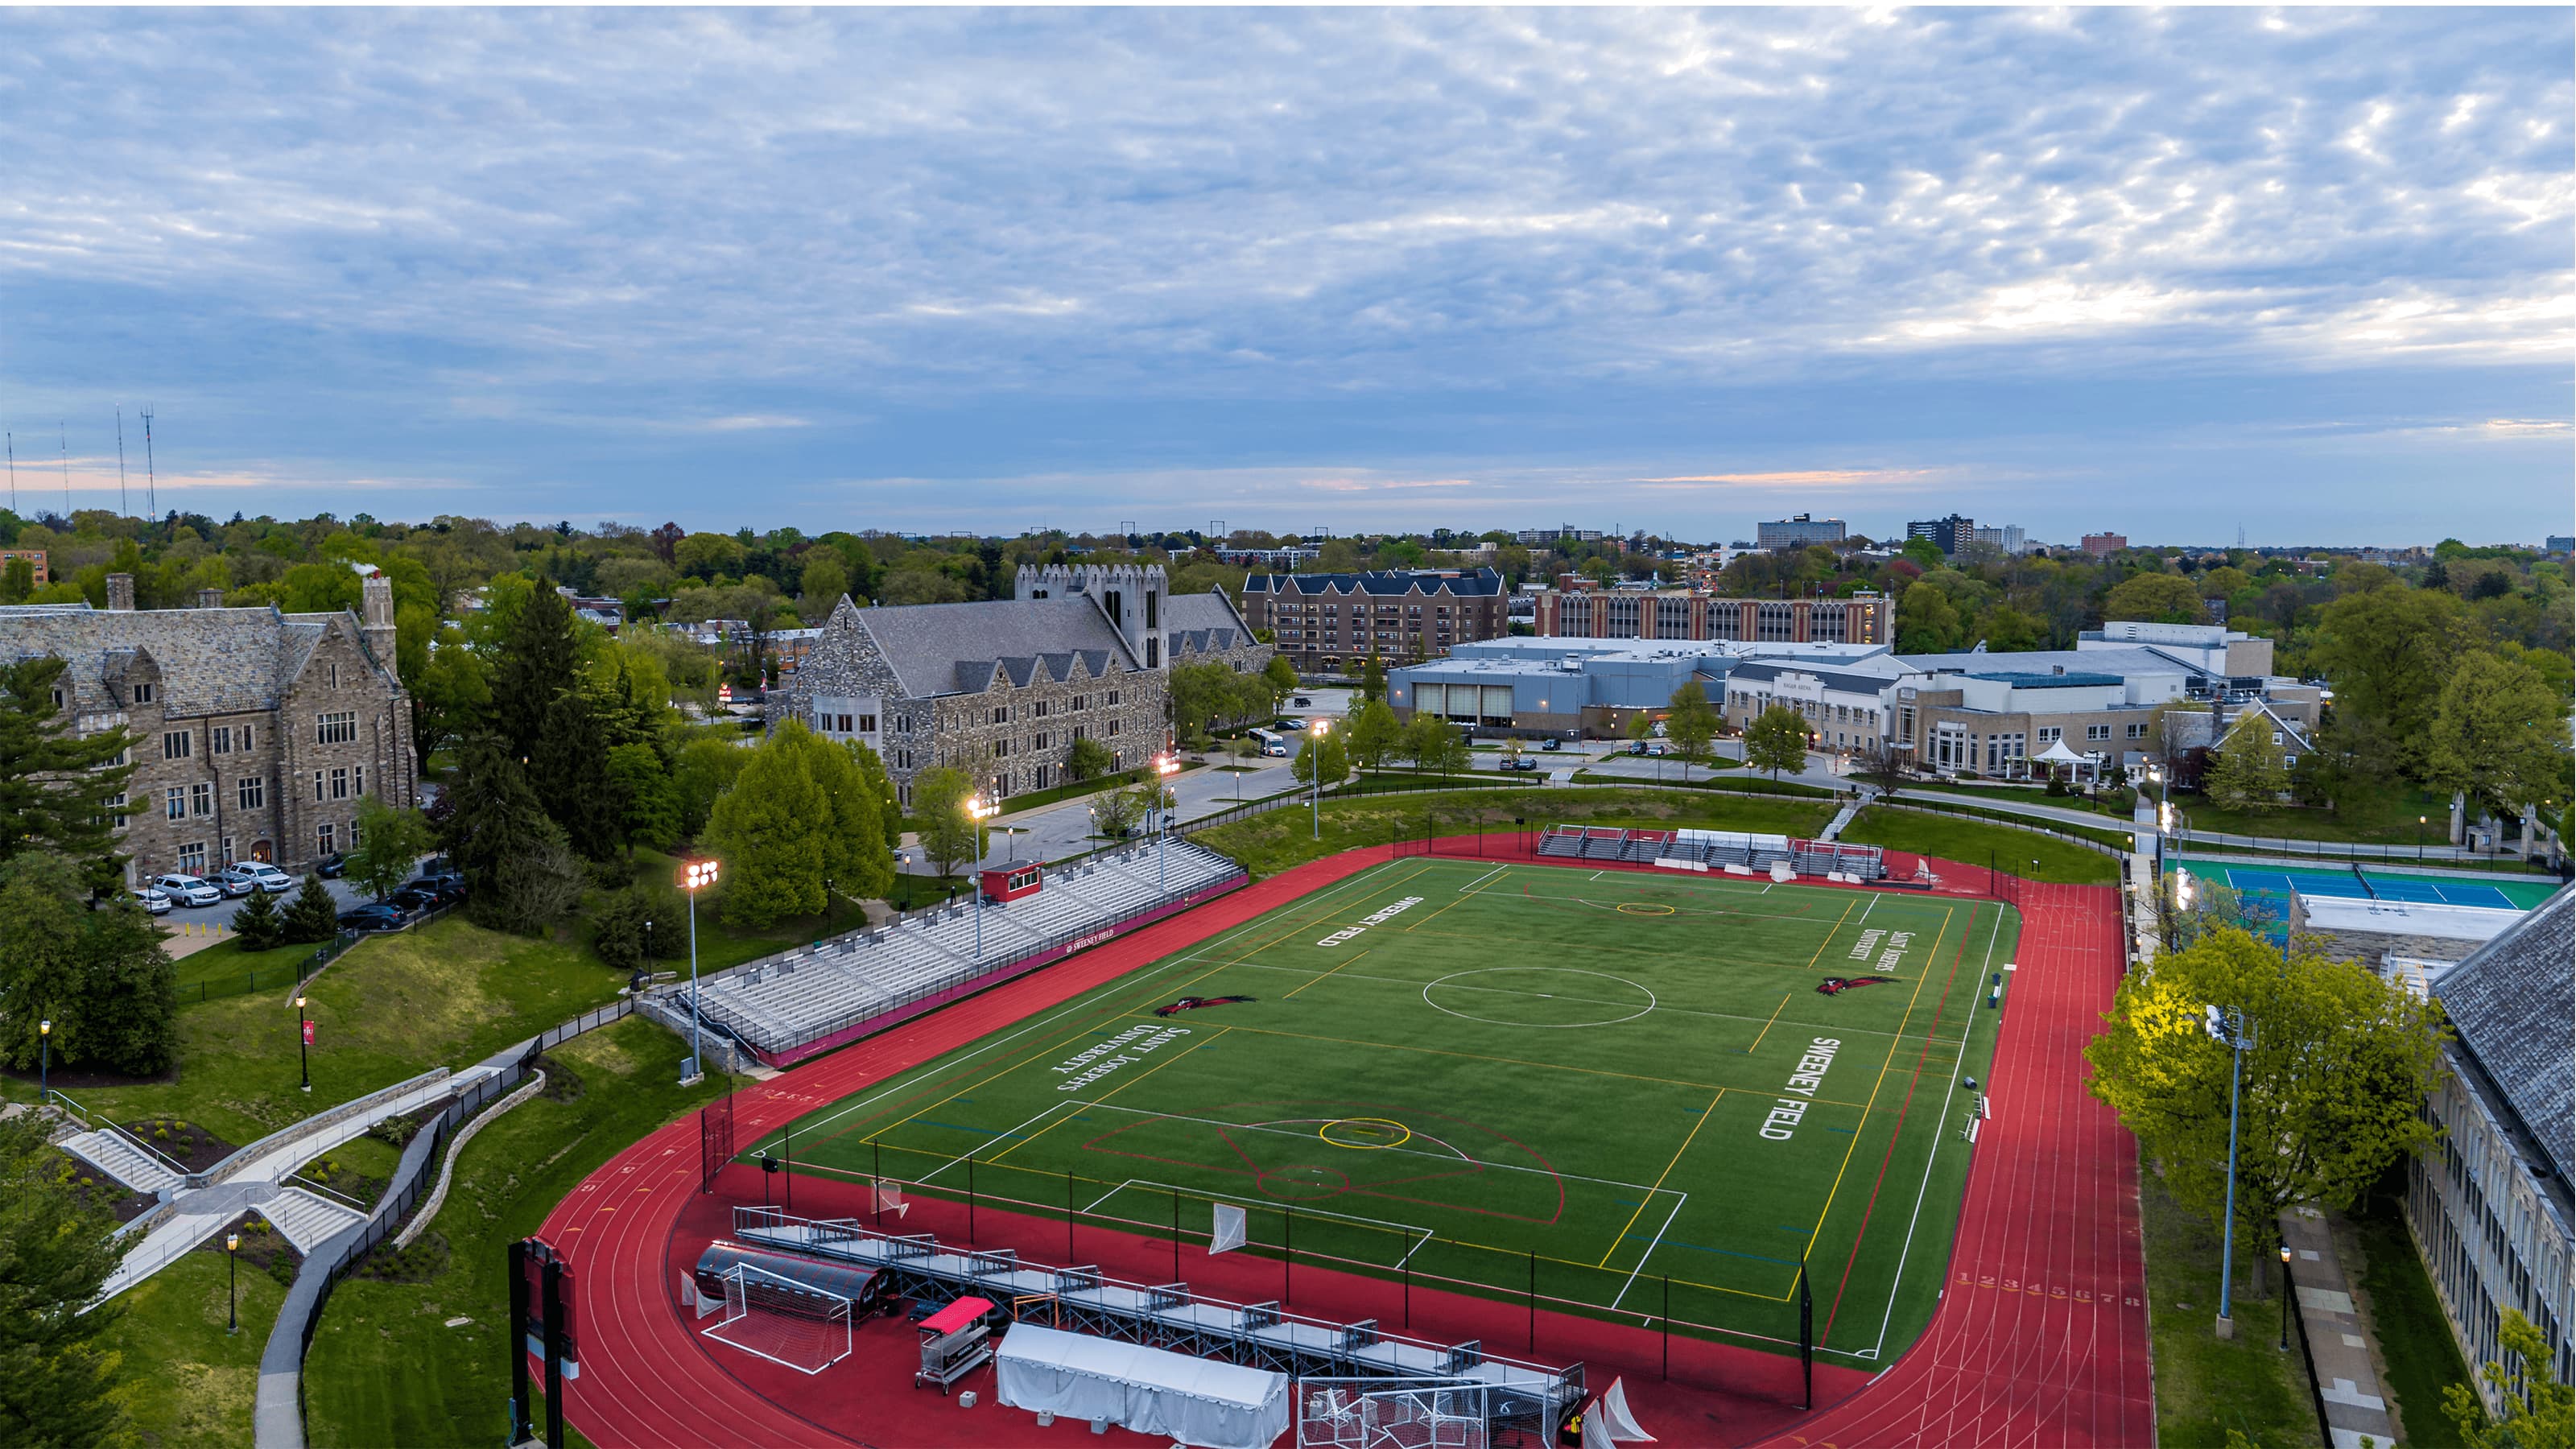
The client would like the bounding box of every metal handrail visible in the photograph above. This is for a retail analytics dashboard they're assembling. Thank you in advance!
[47,1088,196,1179]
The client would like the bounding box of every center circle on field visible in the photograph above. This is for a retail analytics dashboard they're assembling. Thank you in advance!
[1317,1117,1413,1150]
[1254,1164,1352,1201]
[1616,902,1676,916]
[1422,968,1658,1028]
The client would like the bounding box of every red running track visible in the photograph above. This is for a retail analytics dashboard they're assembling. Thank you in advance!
[539,837,2150,1448]
[1755,874,2155,1448]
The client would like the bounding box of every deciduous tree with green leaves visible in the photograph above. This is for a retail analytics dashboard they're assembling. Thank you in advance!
[0,1112,133,1449]
[912,766,987,878]
[1261,653,1300,713]
[605,743,683,858]
[2101,572,2211,625]
[1345,699,1401,773]
[1744,704,1812,780]
[2424,649,2570,821]
[1291,730,1349,791]
[2307,584,2475,782]
[2204,715,2290,812]
[1064,735,1116,782]
[2084,927,2447,1264]
[702,721,897,927]
[2444,1308,2572,1449]
[1895,584,1965,653]
[1666,681,1719,781]
[348,795,436,902]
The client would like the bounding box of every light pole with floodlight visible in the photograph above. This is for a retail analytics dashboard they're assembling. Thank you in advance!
[295,994,311,1092]
[226,1232,241,1334]
[38,1019,50,1100]
[965,796,998,959]
[2204,1003,2255,1337]
[1307,720,1328,840]
[679,858,720,1084]
[1155,753,1181,888]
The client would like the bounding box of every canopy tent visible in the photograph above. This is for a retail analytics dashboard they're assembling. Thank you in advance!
[993,1323,1290,1449]
[2030,738,2103,780]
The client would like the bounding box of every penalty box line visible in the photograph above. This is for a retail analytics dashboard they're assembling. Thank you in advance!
[746,859,1424,1156]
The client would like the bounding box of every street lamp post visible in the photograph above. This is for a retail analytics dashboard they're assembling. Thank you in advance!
[225,1232,241,1334]
[1307,720,1327,841]
[2279,1245,2294,1351]
[38,1019,50,1100]
[679,859,720,1084]
[964,797,997,960]
[2418,815,2426,861]
[2204,1004,2255,1337]
[295,995,311,1092]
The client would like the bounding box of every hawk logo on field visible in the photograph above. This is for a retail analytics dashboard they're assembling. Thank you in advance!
[1153,995,1257,1018]
[1815,976,1900,997]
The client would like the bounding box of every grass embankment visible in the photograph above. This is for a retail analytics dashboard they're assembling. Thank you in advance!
[2139,1150,2322,1447]
[1839,807,2123,886]
[97,1249,291,1449]
[1880,795,2142,852]
[2178,779,2462,846]
[1570,769,1837,798]
[2348,1175,2479,1446]
[1194,786,1835,877]
[302,1018,721,1449]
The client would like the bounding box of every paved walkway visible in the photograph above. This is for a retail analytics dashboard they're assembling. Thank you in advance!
[2282,1206,2401,1449]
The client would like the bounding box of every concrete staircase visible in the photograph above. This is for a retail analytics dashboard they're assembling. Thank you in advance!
[58,1129,184,1195]
[262,1187,366,1253]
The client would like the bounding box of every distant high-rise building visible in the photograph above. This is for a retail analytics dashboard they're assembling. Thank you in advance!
[1756,513,1847,550]
[2546,535,2574,555]
[1906,514,1975,556]
[1971,524,2028,555]
[2081,531,2129,557]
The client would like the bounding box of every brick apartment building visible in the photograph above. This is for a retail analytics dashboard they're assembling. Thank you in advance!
[1535,588,1893,646]
[0,570,417,881]
[1238,568,1506,674]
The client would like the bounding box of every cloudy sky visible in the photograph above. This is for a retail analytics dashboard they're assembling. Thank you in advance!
[2,7,2569,545]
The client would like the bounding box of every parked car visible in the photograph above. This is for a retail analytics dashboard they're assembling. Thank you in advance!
[1290,696,1312,707]
[228,861,295,894]
[152,873,224,907]
[417,869,465,895]
[336,903,408,932]
[1540,737,1563,752]
[386,885,448,914]
[1504,756,1539,772]
[213,865,272,897]
[130,886,172,915]
[315,852,348,879]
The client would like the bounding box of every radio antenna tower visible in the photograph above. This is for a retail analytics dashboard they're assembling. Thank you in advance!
[117,407,130,516]
[59,420,72,518]
[142,407,157,518]
[6,432,14,513]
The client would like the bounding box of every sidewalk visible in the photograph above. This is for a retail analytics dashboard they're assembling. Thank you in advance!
[2282,1205,2400,1449]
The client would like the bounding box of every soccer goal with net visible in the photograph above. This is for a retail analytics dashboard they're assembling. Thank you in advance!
[702,1261,854,1374]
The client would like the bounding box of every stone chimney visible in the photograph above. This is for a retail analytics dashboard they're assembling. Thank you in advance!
[198,588,225,609]
[360,571,396,664]
[106,573,135,611]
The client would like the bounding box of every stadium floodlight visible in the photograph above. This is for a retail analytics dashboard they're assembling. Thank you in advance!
[679,859,721,1084]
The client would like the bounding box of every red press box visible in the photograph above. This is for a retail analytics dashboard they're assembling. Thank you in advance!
[978,864,1042,903]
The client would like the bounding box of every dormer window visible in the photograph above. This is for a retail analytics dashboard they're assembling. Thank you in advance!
[132,683,155,704]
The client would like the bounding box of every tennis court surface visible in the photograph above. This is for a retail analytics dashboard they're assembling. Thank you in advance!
[2171,858,2558,913]
[745,857,2020,1365]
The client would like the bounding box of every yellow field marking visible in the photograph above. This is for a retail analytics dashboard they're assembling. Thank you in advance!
[1616,902,1677,915]
[988,1026,1232,1168]
[1745,993,1794,1056]
[1318,1117,1413,1150]
[1282,946,1372,1001]
[1596,1088,1726,1269]
[1441,1235,1783,1302]
[1801,894,1861,972]
[1798,902,1960,1269]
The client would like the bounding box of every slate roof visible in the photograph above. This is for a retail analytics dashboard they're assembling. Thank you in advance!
[0,602,375,717]
[856,599,1137,700]
[2433,882,2575,1187]
[1164,588,1258,656]
[1243,568,1503,597]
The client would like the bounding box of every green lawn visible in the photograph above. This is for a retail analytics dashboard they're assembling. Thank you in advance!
[29,917,636,1146]
[97,1246,289,1449]
[1571,770,1838,798]
[167,935,319,1001]
[302,1017,721,1449]
[2349,1176,2478,1447]
[2138,1150,2322,1447]
[754,859,2015,1364]
[1879,795,2143,852]
[1193,786,1837,877]
[1838,807,2124,886]
[2177,778,2462,846]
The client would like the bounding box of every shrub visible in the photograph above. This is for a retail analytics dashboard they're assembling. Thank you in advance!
[2045,776,2068,796]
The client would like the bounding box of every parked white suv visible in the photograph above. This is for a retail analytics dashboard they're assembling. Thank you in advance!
[130,886,172,915]
[220,863,292,895]
[151,873,224,907]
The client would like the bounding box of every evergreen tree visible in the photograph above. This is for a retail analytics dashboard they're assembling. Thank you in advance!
[1359,655,1387,704]
[230,883,285,951]
[284,874,341,945]
[0,852,178,1076]
[532,686,617,860]
[605,743,682,858]
[486,581,580,762]
[0,1113,133,1448]
[438,738,584,934]
[0,658,138,893]
[589,886,666,974]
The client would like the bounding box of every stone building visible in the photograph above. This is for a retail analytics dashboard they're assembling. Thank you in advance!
[2403,884,2574,1403]
[1015,563,1269,676]
[0,570,416,881]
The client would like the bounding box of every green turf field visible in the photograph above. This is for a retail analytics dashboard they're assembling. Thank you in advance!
[748,859,2018,1364]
